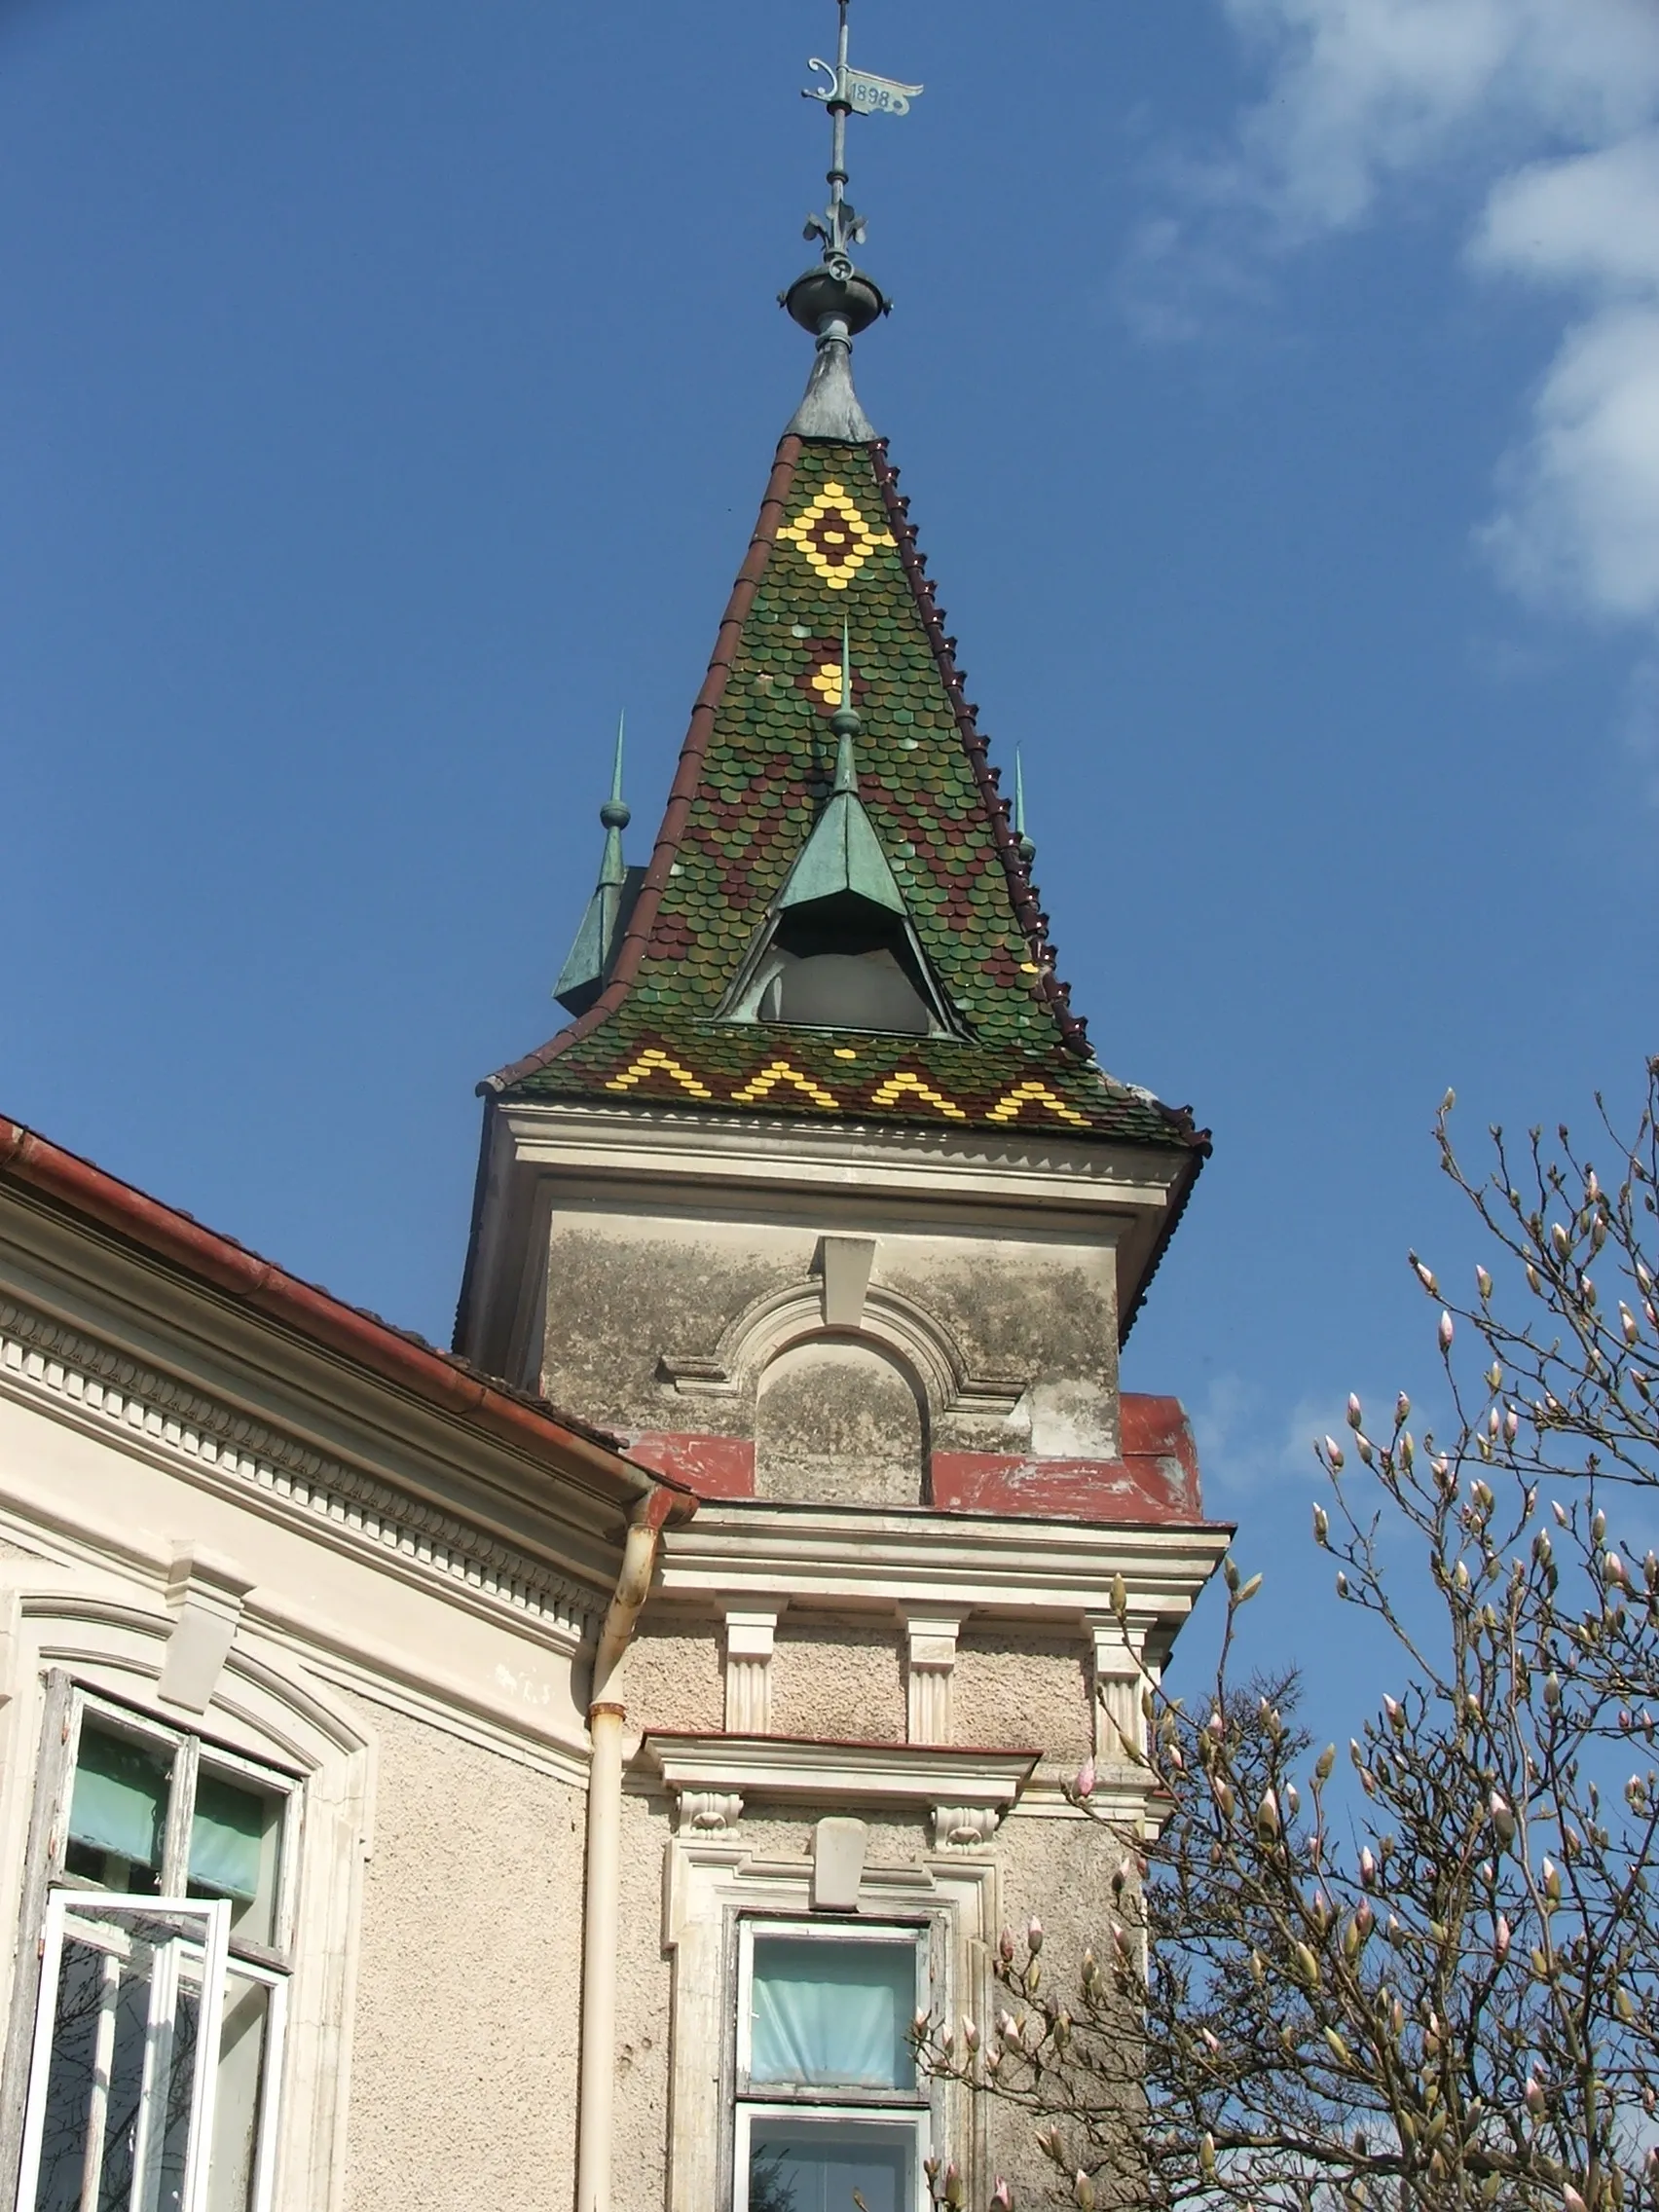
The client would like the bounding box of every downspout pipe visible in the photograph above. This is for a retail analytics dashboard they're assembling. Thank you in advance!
[577,1486,690,2212]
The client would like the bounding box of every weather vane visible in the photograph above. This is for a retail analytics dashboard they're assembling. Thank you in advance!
[797,0,922,287]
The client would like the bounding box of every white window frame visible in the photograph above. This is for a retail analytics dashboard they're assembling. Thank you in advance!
[5,1683,301,2212]
[731,1918,933,2212]
[16,1893,232,2212]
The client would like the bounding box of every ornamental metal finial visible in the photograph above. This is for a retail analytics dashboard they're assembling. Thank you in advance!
[830,622,863,791]
[782,0,922,436]
[598,713,630,888]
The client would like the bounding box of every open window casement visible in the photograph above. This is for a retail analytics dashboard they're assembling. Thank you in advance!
[3,1685,298,2212]
[733,1922,932,2212]
[16,1894,232,2212]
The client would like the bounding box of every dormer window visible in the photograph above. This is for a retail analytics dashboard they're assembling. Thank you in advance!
[725,889,954,1039]
[751,899,939,1036]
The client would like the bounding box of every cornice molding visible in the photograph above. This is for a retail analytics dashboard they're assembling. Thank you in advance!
[498,1099,1184,1213]
[658,1503,1230,1626]
[640,1729,1039,1847]
[0,1295,604,1640]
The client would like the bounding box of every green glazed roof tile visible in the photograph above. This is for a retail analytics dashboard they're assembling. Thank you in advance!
[489,437,1205,1158]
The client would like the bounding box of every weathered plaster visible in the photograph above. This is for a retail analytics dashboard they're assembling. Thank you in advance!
[755,1340,926,1505]
[953,1630,1092,1761]
[976,1812,1142,2205]
[624,1620,724,1735]
[610,1790,678,2207]
[770,1618,905,1743]
[540,1219,801,1431]
[339,1697,585,2212]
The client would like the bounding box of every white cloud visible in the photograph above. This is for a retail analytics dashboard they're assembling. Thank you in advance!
[1148,0,1659,632]
[1218,0,1659,239]
[1189,1373,1344,1495]
[1479,306,1659,621]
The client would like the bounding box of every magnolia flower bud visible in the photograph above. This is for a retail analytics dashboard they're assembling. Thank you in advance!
[999,1930,1014,1964]
[1346,1393,1364,1429]
[1257,1788,1280,1838]
[991,2184,1013,2211]
[1476,1265,1493,1299]
[1494,1915,1511,1964]
[1439,1309,1455,1350]
[1074,1757,1096,1801]
[1312,1503,1329,1544]
[1525,2075,1545,2119]
[1563,2187,1587,2212]
[1606,1551,1629,1588]
[1490,1792,1516,1844]
[1026,1917,1044,1956]
[1413,1258,1439,1295]
[1324,1436,1346,1471]
[1359,1847,1378,1888]
[1073,2173,1095,2211]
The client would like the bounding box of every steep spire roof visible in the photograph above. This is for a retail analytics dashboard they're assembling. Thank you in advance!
[487,429,1201,1153]
[486,1,1203,1161]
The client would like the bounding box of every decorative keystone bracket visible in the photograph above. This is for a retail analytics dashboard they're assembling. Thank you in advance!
[160,1545,256,1714]
[678,1790,746,1834]
[640,1731,1038,1848]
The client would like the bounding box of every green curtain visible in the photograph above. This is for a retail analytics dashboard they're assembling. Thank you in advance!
[68,1726,169,1870]
[189,1773,269,1903]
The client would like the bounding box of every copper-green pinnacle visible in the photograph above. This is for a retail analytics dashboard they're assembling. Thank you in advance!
[554,713,639,1017]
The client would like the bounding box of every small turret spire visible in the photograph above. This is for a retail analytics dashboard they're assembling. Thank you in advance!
[598,713,630,889]
[552,712,642,1018]
[783,0,922,442]
[830,622,861,793]
[1014,746,1037,868]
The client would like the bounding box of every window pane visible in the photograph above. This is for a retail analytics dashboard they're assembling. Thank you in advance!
[189,1770,284,1946]
[30,1906,213,2212]
[206,1972,271,2212]
[751,1939,916,2091]
[66,1724,172,1894]
[746,2119,914,2212]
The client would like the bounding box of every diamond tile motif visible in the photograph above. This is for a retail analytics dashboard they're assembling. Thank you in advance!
[777,478,896,591]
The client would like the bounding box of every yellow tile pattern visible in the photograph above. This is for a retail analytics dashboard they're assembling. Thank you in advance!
[986,1080,1090,1127]
[605,1048,716,1100]
[731,1060,842,1109]
[870,1071,970,1122]
[778,480,896,591]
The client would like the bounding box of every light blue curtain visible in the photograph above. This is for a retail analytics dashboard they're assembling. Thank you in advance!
[188,1773,270,1903]
[750,1939,915,2090]
[68,1727,169,1869]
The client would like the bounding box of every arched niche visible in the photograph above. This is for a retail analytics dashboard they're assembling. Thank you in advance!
[754,1335,928,1506]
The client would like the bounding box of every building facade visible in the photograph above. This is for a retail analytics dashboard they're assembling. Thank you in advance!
[0,62,1227,2212]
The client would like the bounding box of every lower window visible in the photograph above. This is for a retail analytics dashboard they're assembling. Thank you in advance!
[734,1924,929,2212]
[739,2111,920,2212]
[7,1686,296,2212]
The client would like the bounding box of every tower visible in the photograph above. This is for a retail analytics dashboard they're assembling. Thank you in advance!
[455,27,1210,1525]
[454,18,1228,2204]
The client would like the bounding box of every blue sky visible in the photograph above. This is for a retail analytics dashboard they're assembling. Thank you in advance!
[3,0,1656,1736]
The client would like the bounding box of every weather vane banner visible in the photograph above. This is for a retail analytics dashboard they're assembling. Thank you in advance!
[804,59,924,118]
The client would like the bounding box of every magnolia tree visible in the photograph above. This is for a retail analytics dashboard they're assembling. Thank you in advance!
[918,1061,1659,2212]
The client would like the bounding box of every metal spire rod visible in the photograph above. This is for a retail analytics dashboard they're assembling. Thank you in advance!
[799,0,922,283]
